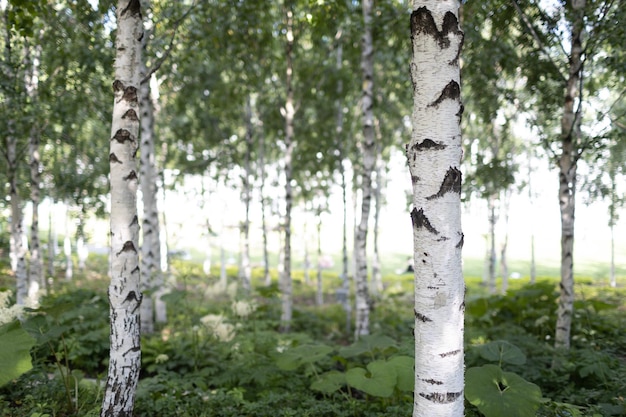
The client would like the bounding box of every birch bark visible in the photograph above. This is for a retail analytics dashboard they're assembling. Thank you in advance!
[27,41,43,302]
[3,3,28,305]
[139,9,164,332]
[101,1,143,415]
[555,0,585,350]
[335,31,351,333]
[280,1,295,332]
[240,96,253,293]
[354,0,375,338]
[408,2,464,416]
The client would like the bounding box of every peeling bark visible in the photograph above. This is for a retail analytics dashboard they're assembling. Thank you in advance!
[409,2,465,416]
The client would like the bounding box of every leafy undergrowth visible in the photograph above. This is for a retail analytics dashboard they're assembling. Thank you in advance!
[0,257,625,416]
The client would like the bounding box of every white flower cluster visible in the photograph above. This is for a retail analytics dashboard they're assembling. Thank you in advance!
[200,314,235,342]
[231,300,257,319]
[0,290,24,326]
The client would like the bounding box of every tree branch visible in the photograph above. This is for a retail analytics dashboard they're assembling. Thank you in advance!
[511,0,567,83]
[140,1,197,85]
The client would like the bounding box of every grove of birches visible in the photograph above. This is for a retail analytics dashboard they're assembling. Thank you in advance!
[1,0,625,416]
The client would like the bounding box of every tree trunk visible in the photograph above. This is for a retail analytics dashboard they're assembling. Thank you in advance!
[354,0,376,339]
[336,31,351,333]
[408,3,465,416]
[280,1,295,332]
[500,191,510,294]
[63,209,73,281]
[25,39,43,304]
[258,126,271,286]
[139,0,166,332]
[101,1,143,415]
[487,195,497,294]
[303,218,311,285]
[371,151,384,296]
[4,5,28,306]
[610,221,615,288]
[527,149,536,283]
[316,205,323,306]
[554,0,585,350]
[240,96,253,293]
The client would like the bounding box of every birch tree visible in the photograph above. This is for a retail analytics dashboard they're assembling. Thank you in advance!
[101,0,143,415]
[354,0,375,338]
[280,0,295,332]
[407,1,464,415]
[138,0,162,335]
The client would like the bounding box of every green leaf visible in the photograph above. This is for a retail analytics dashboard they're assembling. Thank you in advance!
[311,370,346,394]
[0,321,36,386]
[465,365,544,417]
[387,355,414,392]
[346,360,397,397]
[338,333,397,358]
[275,344,333,371]
[478,340,526,365]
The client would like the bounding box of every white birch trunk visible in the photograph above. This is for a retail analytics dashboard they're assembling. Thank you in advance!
[4,6,28,305]
[354,0,376,339]
[315,206,323,306]
[280,2,295,332]
[555,0,585,350]
[500,191,511,294]
[408,2,464,415]
[487,195,497,294]
[27,42,43,302]
[239,97,253,293]
[335,33,351,332]
[258,128,271,286]
[101,1,143,415]
[139,62,162,333]
[371,152,384,296]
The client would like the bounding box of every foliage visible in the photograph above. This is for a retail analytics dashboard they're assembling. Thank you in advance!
[0,321,36,387]
[1,261,624,416]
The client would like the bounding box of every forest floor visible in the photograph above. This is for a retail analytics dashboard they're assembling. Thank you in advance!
[1,253,625,417]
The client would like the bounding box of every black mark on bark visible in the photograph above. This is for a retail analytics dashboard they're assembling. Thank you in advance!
[113,80,125,92]
[428,80,460,108]
[112,129,134,143]
[121,0,142,18]
[130,215,139,227]
[419,391,462,403]
[411,208,439,235]
[456,233,464,249]
[122,109,139,121]
[412,138,446,151]
[412,175,420,184]
[109,153,122,164]
[123,170,138,181]
[426,167,462,200]
[123,346,141,357]
[415,310,433,323]
[422,378,443,385]
[122,86,138,104]
[117,241,137,255]
[439,349,461,358]
[411,8,462,50]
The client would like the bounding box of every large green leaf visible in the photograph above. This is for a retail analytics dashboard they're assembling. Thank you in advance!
[346,360,397,397]
[387,355,414,392]
[311,370,346,394]
[275,344,333,371]
[478,340,526,365]
[465,364,544,417]
[0,321,36,386]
